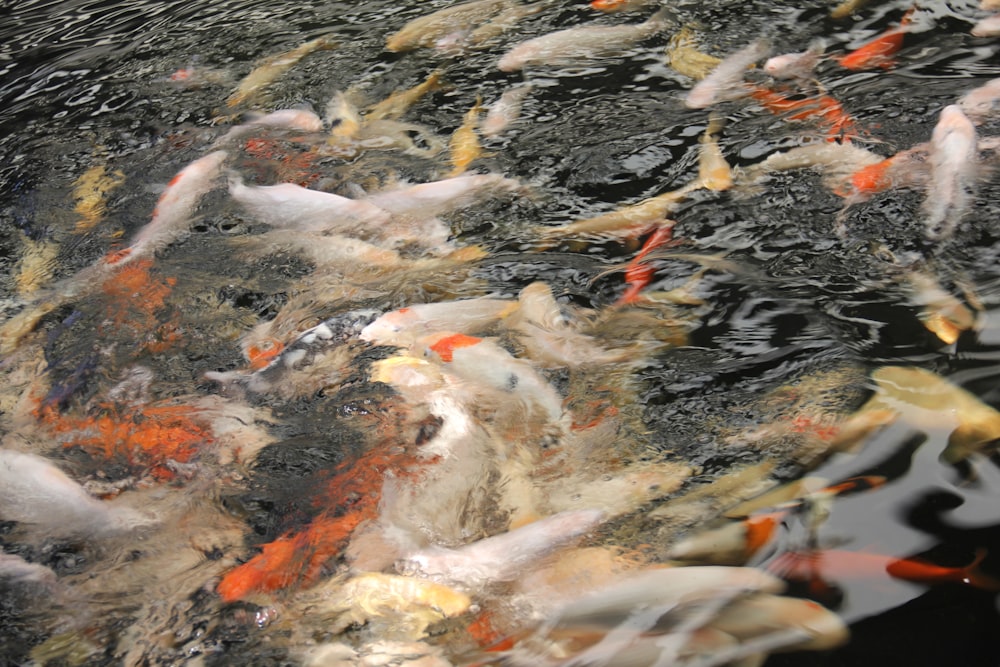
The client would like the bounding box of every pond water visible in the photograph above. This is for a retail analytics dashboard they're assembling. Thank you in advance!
[3,0,1000,665]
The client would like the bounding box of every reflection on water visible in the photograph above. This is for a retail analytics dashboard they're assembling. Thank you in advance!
[3,0,1000,664]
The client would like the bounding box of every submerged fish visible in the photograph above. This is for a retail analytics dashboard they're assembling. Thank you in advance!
[226,34,337,108]
[835,8,913,71]
[764,39,826,80]
[447,96,487,176]
[366,70,446,122]
[386,0,514,52]
[481,84,533,137]
[498,8,673,72]
[73,162,125,232]
[924,104,977,240]
[685,39,770,109]
[971,13,1000,37]
[664,26,722,80]
[957,77,1000,122]
[360,297,518,347]
[106,150,229,265]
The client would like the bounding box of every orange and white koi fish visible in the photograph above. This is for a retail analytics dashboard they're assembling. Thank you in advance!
[590,0,655,12]
[226,34,337,108]
[385,0,513,52]
[957,77,1000,123]
[398,509,606,588]
[422,332,565,424]
[482,84,533,138]
[764,39,826,80]
[972,13,1000,37]
[769,548,1000,591]
[498,8,673,72]
[0,450,153,539]
[213,109,324,147]
[668,511,785,565]
[228,174,392,234]
[360,297,519,347]
[708,594,849,652]
[924,104,977,240]
[741,142,883,192]
[685,39,770,109]
[837,144,929,202]
[106,150,228,265]
[835,7,914,71]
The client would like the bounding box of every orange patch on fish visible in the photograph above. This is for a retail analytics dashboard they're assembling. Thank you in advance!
[99,259,183,355]
[617,223,677,305]
[745,512,783,555]
[429,333,483,362]
[36,401,211,481]
[749,86,859,141]
[247,338,285,370]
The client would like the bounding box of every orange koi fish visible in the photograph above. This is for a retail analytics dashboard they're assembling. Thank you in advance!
[616,222,676,305]
[769,547,1000,591]
[749,85,858,141]
[836,7,915,71]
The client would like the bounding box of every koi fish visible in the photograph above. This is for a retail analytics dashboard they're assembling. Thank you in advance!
[365,172,525,221]
[957,77,1000,123]
[457,0,548,50]
[837,145,930,202]
[906,267,977,345]
[708,594,849,652]
[226,34,337,108]
[481,84,533,138]
[764,39,826,80]
[360,297,518,347]
[228,174,393,234]
[447,96,487,177]
[498,8,673,72]
[924,104,977,240]
[740,142,883,193]
[835,7,914,71]
[664,26,723,81]
[365,70,446,122]
[213,108,324,147]
[972,13,1000,37]
[397,509,606,588]
[668,511,785,565]
[385,0,513,52]
[685,39,770,109]
[73,162,125,232]
[748,86,858,140]
[421,332,565,424]
[106,150,228,265]
[769,548,1000,591]
[590,0,656,11]
[325,90,364,140]
[0,450,153,539]
[830,0,869,19]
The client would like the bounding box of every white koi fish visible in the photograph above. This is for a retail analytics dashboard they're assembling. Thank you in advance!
[924,105,977,240]
[686,39,771,109]
[497,8,673,72]
[365,173,525,220]
[957,77,1000,122]
[764,39,826,80]
[397,509,606,588]
[482,84,533,138]
[360,297,519,347]
[213,109,324,146]
[972,13,1000,37]
[108,150,228,265]
[0,450,153,539]
[228,174,392,234]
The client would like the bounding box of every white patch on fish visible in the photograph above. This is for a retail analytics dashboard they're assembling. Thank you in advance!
[482,84,533,138]
[686,39,770,109]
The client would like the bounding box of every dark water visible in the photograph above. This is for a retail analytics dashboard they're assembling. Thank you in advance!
[3,0,1000,665]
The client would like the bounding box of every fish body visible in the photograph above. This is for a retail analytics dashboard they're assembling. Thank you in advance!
[835,9,912,70]
[74,163,125,231]
[665,26,722,80]
[226,34,337,108]
[360,297,518,347]
[668,512,784,565]
[366,173,524,220]
[957,77,1000,122]
[386,0,513,52]
[214,109,324,146]
[685,39,770,109]
[482,84,532,137]
[748,86,857,140]
[326,90,364,139]
[447,96,486,176]
[108,150,228,265]
[228,175,392,234]
[590,0,655,11]
[498,9,672,72]
[398,509,606,588]
[366,70,446,122]
[972,13,1000,37]
[924,104,977,240]
[764,39,826,80]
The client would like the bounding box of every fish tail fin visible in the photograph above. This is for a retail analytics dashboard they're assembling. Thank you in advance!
[964,548,1000,591]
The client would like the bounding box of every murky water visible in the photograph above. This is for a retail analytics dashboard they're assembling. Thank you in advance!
[3,0,1000,664]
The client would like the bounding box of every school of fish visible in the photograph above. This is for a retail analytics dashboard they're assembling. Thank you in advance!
[3,0,1000,665]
